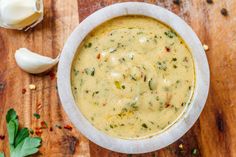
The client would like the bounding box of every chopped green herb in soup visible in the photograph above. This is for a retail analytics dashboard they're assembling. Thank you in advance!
[71,16,195,139]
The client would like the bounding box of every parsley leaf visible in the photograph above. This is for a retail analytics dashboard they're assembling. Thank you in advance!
[6,109,17,123]
[11,137,41,157]
[6,109,19,145]
[7,118,18,145]
[14,128,29,147]
[5,109,42,157]
[0,152,4,157]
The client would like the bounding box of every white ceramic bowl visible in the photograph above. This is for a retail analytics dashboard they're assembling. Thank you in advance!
[57,2,210,154]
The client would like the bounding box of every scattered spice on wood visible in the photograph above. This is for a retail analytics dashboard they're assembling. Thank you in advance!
[36,103,42,111]
[35,129,43,136]
[49,71,56,80]
[96,53,101,59]
[33,113,40,119]
[221,8,228,16]
[206,0,213,4]
[192,148,198,155]
[55,124,62,129]
[0,135,5,140]
[173,0,181,5]
[41,121,48,129]
[0,83,5,91]
[22,88,26,94]
[64,125,73,131]
[203,44,209,51]
[179,143,184,149]
[29,84,36,90]
[29,128,34,135]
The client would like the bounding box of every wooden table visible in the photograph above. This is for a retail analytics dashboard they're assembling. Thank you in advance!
[0,0,235,156]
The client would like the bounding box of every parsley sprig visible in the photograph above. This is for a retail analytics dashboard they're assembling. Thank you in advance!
[1,109,42,157]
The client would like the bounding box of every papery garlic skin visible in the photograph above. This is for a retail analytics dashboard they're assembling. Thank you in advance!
[15,48,60,74]
[0,0,43,30]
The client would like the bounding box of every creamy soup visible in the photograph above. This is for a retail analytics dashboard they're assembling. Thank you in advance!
[71,16,195,139]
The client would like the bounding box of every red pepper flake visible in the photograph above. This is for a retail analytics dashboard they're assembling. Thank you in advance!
[96,53,101,59]
[22,88,27,94]
[64,125,73,131]
[36,103,42,112]
[49,71,56,80]
[0,135,5,140]
[35,130,43,136]
[165,47,170,52]
[41,121,48,129]
[49,127,53,132]
[35,127,41,130]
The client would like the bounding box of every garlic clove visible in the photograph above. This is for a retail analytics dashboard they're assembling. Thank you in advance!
[15,48,60,74]
[0,0,43,30]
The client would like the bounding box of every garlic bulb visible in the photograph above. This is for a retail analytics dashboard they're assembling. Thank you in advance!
[0,0,43,30]
[15,48,60,74]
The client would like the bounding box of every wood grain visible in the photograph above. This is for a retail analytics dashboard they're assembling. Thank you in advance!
[0,0,235,157]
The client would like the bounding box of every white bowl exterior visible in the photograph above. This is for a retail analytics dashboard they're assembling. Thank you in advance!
[57,2,210,154]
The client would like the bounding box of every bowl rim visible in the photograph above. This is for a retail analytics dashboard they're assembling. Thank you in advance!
[57,2,210,154]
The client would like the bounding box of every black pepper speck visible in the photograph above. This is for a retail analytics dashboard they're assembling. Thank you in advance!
[173,0,181,5]
[221,8,228,16]
[206,0,213,4]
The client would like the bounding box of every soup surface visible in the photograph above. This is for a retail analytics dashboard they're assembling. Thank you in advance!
[71,16,195,139]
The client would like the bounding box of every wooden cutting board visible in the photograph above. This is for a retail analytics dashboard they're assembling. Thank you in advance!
[0,0,235,157]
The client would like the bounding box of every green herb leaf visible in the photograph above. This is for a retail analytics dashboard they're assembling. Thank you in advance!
[7,118,18,145]
[29,129,34,135]
[33,113,40,119]
[11,137,41,157]
[157,61,167,71]
[84,42,92,48]
[114,81,121,89]
[148,78,157,90]
[142,123,148,129]
[84,68,95,76]
[5,109,42,157]
[0,152,4,157]
[6,108,17,123]
[164,30,177,38]
[14,128,29,147]
[192,148,198,155]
